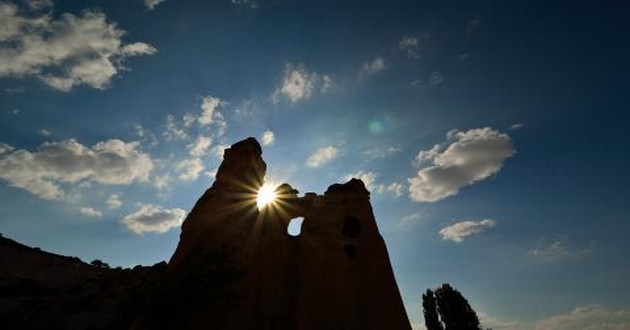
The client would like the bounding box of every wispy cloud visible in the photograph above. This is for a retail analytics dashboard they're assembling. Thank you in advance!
[0,139,154,200]
[465,17,482,35]
[106,194,122,209]
[534,305,630,330]
[361,145,402,160]
[120,204,185,234]
[0,2,156,91]
[408,127,515,202]
[439,219,497,242]
[399,36,420,59]
[145,0,166,10]
[429,71,444,86]
[528,235,591,261]
[25,0,52,10]
[230,0,259,9]
[359,57,387,78]
[398,212,426,229]
[307,146,339,168]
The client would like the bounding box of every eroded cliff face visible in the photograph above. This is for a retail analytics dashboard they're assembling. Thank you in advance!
[168,137,411,330]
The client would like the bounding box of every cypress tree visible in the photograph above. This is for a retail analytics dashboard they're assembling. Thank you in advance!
[434,284,481,330]
[422,289,444,330]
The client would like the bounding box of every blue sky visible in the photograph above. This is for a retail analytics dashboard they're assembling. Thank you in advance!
[1,0,629,328]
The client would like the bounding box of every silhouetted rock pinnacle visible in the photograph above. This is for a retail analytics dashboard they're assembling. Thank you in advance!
[168,137,411,329]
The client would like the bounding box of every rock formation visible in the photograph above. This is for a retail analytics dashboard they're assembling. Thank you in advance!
[168,137,411,330]
[0,137,411,329]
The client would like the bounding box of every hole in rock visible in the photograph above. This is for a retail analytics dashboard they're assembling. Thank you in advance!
[287,217,305,237]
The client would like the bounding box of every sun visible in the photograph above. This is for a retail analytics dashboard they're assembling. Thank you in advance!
[256,183,277,210]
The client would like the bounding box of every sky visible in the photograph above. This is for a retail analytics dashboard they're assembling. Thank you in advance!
[1,0,629,328]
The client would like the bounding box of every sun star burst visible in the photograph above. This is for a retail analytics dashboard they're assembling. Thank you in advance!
[256,183,277,209]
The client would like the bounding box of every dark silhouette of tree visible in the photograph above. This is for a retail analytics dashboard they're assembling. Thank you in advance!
[422,283,482,330]
[422,289,444,330]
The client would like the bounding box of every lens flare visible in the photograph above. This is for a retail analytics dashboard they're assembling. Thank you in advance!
[256,183,277,209]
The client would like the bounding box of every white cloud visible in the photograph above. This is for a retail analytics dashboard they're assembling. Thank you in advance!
[145,0,166,10]
[176,158,204,181]
[439,219,497,242]
[120,204,185,234]
[79,207,102,218]
[106,194,122,209]
[408,127,515,202]
[272,63,321,104]
[0,3,156,91]
[534,305,630,330]
[199,96,222,126]
[231,0,259,9]
[360,57,387,78]
[39,128,51,136]
[399,36,420,59]
[0,139,154,200]
[307,146,339,168]
[510,123,525,130]
[261,130,275,146]
[187,135,212,157]
[120,42,157,56]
